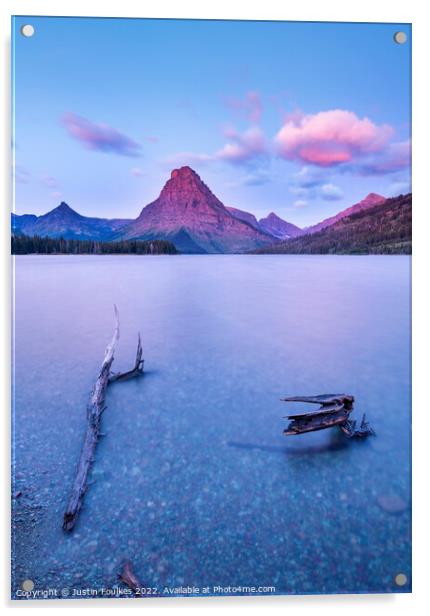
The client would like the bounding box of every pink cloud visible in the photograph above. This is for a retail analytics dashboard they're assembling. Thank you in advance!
[217,126,266,164]
[61,112,141,157]
[163,125,266,169]
[282,108,306,125]
[224,91,263,124]
[275,109,393,167]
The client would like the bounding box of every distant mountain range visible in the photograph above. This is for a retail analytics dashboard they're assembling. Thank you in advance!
[225,207,301,239]
[11,203,131,241]
[301,192,386,235]
[253,193,412,255]
[11,166,412,254]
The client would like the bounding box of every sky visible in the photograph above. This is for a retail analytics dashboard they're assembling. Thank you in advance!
[12,17,411,226]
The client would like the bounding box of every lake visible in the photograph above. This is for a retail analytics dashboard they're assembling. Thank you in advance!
[12,255,412,598]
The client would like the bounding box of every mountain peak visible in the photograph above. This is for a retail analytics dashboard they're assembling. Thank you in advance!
[304,192,386,235]
[170,166,198,180]
[361,193,385,206]
[54,202,77,214]
[365,192,384,200]
[259,212,302,239]
[121,169,275,253]
[38,201,83,223]
[166,166,207,193]
[157,166,219,207]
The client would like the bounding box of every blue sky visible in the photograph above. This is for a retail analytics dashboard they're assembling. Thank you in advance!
[12,17,411,226]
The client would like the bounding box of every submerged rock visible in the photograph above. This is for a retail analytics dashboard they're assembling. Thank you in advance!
[377,494,408,514]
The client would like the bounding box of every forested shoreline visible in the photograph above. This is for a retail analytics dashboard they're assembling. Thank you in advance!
[253,194,412,255]
[12,235,179,255]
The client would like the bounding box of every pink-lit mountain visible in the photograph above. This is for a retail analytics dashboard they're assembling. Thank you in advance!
[226,206,261,230]
[12,170,398,255]
[258,212,303,239]
[118,166,275,253]
[303,193,386,235]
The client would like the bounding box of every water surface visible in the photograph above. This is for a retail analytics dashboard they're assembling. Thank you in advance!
[12,255,411,597]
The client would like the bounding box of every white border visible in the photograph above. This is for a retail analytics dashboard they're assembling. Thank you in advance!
[1,1,429,614]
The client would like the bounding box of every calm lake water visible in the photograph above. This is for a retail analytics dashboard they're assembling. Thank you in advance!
[12,255,411,598]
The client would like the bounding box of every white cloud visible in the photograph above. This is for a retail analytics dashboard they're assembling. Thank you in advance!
[216,126,266,164]
[320,183,344,200]
[130,167,145,177]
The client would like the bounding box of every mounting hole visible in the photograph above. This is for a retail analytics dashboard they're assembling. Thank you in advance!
[21,579,34,591]
[21,24,35,38]
[394,573,407,586]
[393,31,407,44]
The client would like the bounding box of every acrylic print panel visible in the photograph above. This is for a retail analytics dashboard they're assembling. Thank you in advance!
[11,16,411,600]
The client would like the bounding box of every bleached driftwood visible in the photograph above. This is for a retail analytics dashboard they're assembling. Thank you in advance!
[63,306,143,531]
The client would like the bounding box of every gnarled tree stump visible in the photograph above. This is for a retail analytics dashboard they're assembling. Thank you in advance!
[282,394,375,438]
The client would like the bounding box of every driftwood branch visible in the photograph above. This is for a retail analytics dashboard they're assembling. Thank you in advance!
[118,561,160,597]
[63,306,143,532]
[109,333,144,382]
[118,561,142,594]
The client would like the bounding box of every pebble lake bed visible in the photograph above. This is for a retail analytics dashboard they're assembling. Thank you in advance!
[12,254,411,599]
